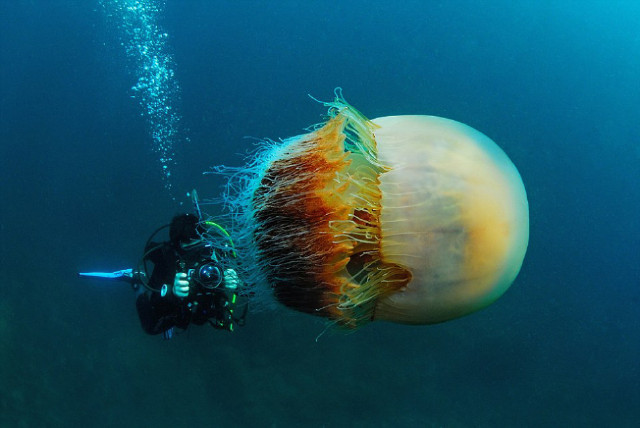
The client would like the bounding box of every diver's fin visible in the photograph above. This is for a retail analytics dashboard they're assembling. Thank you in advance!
[190,189,202,219]
[78,269,141,284]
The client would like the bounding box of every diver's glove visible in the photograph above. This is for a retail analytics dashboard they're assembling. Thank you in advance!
[224,268,240,290]
[173,272,190,298]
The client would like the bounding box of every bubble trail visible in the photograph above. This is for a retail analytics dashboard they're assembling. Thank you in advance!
[100,0,182,190]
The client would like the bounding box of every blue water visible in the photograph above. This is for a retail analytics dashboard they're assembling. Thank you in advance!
[1,1,638,426]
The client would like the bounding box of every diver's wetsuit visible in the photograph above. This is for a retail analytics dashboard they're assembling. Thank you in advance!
[136,215,235,335]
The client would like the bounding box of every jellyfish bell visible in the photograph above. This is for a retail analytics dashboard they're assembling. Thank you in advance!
[371,115,529,324]
[221,94,529,328]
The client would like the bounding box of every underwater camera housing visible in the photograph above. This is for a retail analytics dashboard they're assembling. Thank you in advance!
[187,261,224,293]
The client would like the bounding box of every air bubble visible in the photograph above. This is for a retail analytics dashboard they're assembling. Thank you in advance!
[100,0,181,191]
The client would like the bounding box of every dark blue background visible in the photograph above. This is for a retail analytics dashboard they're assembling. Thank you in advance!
[1,1,638,426]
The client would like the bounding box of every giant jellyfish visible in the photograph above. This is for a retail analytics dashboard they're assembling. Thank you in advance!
[218,93,529,328]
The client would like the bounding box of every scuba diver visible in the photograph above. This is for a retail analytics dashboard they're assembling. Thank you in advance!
[80,195,248,339]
